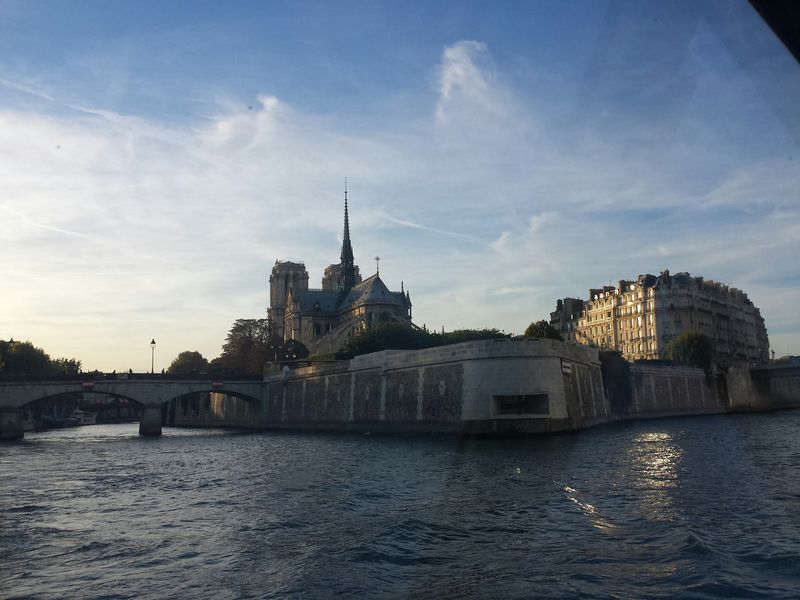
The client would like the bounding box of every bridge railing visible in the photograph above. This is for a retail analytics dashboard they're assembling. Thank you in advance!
[0,371,264,383]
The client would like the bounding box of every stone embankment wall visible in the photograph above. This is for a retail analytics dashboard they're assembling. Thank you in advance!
[168,342,800,435]
[727,365,800,411]
[627,364,727,417]
[599,354,727,421]
[170,339,606,434]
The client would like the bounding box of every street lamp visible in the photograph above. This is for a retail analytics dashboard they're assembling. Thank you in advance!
[150,339,156,374]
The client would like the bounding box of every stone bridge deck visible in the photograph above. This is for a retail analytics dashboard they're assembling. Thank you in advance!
[0,378,264,439]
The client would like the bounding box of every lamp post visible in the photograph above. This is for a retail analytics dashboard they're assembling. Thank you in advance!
[150,339,156,374]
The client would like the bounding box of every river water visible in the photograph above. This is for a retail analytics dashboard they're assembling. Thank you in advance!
[2,412,800,599]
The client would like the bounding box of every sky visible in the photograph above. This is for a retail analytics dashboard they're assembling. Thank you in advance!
[0,0,798,371]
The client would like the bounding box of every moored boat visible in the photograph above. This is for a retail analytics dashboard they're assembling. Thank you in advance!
[69,410,97,426]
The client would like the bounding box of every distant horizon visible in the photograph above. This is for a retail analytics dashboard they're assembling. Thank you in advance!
[1,1,798,370]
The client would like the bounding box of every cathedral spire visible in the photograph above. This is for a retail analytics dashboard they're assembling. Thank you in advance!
[343,180,351,251]
[339,181,356,292]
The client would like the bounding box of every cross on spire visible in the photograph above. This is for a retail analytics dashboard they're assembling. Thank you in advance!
[375,256,380,276]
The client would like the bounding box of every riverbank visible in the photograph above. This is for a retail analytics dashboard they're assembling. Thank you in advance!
[168,339,800,434]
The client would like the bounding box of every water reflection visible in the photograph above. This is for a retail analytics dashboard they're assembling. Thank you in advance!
[627,431,683,522]
[562,485,616,531]
[3,417,800,598]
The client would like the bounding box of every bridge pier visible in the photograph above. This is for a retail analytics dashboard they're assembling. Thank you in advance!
[0,407,24,441]
[139,405,162,436]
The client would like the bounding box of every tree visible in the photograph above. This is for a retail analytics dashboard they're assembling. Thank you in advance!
[167,351,209,375]
[0,339,10,371]
[212,318,314,374]
[336,325,511,359]
[664,330,714,370]
[338,324,431,358]
[262,338,309,364]
[0,340,81,378]
[214,318,271,374]
[51,357,82,376]
[432,328,510,345]
[2,341,53,376]
[523,320,562,340]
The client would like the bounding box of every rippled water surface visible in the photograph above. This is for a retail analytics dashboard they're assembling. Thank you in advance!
[2,413,800,599]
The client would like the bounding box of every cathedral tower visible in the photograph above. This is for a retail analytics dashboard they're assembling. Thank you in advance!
[268,260,308,339]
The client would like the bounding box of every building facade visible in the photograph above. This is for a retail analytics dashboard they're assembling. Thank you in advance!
[267,192,413,355]
[550,270,769,366]
[550,298,585,343]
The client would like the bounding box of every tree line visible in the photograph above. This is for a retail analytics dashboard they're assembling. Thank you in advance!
[2,316,716,380]
[166,319,309,376]
[0,339,81,378]
[166,319,557,375]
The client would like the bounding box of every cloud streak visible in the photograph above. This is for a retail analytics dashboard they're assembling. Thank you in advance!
[0,31,798,368]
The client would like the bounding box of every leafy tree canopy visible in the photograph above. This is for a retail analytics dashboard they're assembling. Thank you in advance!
[337,324,430,358]
[432,328,509,345]
[664,330,714,370]
[213,319,272,375]
[337,325,510,359]
[277,339,309,363]
[0,340,82,378]
[523,320,562,340]
[51,357,82,376]
[212,319,308,374]
[167,351,209,375]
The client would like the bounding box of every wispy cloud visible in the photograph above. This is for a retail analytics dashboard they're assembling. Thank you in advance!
[0,31,798,368]
[0,204,97,241]
[436,41,501,123]
[0,74,56,101]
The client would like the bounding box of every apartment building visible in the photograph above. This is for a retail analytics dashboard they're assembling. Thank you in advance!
[550,270,769,366]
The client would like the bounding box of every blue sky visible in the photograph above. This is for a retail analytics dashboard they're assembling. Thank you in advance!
[0,0,798,370]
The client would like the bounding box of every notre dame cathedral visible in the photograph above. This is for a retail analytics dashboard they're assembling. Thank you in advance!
[267,190,413,354]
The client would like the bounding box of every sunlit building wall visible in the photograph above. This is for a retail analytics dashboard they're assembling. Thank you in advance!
[550,270,769,366]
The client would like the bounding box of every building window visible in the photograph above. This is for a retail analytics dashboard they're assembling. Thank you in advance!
[493,394,550,416]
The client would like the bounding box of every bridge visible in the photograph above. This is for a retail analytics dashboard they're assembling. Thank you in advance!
[0,377,264,440]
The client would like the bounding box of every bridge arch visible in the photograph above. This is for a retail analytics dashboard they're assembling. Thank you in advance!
[165,389,263,428]
[16,390,143,428]
[167,388,261,404]
[0,379,265,440]
[17,389,143,408]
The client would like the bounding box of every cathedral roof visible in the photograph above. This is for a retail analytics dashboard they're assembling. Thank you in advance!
[341,274,406,308]
[293,289,341,313]
[292,273,407,319]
